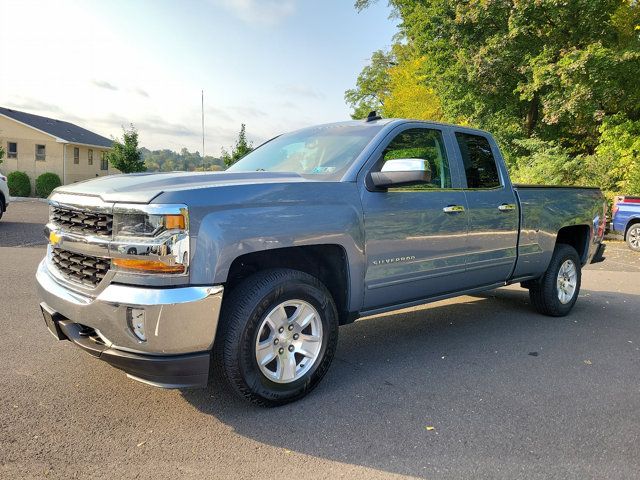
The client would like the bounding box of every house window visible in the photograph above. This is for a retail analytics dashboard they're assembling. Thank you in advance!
[88,149,93,165]
[101,152,108,171]
[74,147,80,164]
[7,142,17,158]
[35,144,46,161]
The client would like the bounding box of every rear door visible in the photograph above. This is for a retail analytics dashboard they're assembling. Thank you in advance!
[360,125,469,310]
[453,131,519,286]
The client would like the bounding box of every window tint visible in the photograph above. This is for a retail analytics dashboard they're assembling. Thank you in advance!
[380,128,451,189]
[455,133,500,189]
[7,142,17,158]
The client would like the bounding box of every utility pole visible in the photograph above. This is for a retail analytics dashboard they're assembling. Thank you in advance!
[201,89,205,167]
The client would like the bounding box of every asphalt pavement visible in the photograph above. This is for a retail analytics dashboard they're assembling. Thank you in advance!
[1,200,639,479]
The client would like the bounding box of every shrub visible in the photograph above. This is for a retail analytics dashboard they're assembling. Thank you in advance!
[7,171,31,197]
[35,172,62,198]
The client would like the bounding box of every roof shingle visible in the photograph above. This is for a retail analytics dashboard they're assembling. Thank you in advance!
[0,107,112,148]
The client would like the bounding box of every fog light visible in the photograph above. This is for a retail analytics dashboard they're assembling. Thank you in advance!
[127,307,147,341]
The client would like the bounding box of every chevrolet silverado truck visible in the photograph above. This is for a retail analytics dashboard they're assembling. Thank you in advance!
[37,118,607,406]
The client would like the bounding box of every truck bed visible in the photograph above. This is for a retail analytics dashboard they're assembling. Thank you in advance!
[512,185,605,280]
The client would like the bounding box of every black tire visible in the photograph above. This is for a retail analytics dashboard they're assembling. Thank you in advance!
[0,196,4,220]
[626,224,640,252]
[215,268,339,407]
[529,244,582,317]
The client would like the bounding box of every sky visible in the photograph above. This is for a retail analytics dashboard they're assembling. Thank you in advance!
[0,0,396,155]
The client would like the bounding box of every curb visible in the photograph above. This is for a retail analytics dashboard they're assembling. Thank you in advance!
[8,196,48,203]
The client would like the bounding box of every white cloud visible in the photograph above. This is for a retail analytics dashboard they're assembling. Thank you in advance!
[91,79,118,91]
[212,0,297,26]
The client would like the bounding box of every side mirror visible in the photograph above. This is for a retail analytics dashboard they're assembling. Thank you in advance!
[370,158,432,189]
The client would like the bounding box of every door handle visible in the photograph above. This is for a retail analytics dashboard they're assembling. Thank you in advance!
[443,205,465,213]
[498,203,516,212]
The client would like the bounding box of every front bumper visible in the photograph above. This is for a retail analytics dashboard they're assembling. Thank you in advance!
[43,309,211,387]
[36,259,224,387]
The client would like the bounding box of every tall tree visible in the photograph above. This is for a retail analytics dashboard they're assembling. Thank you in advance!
[221,124,254,168]
[107,125,145,173]
[353,0,640,196]
[355,0,640,155]
[345,45,443,121]
[344,50,394,119]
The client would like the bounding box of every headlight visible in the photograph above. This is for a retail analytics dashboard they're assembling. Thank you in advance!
[113,209,187,239]
[111,204,189,275]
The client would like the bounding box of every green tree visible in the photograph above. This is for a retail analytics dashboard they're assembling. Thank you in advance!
[0,144,4,165]
[353,0,640,195]
[221,124,254,168]
[344,50,394,119]
[107,125,145,173]
[345,45,444,121]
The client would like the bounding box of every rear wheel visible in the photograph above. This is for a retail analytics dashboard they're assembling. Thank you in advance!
[0,197,4,220]
[626,224,640,252]
[215,268,339,407]
[529,244,581,317]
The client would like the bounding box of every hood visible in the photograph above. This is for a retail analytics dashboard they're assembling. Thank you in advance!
[52,171,308,203]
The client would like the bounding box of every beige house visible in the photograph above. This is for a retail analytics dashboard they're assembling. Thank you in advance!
[0,106,116,188]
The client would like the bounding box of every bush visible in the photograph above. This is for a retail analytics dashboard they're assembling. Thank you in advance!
[7,171,31,197]
[35,172,62,198]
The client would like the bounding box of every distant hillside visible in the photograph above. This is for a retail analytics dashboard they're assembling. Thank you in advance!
[142,147,225,172]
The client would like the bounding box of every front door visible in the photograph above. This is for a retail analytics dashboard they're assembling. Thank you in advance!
[360,126,469,310]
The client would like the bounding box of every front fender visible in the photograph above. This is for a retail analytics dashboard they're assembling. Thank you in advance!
[187,184,366,312]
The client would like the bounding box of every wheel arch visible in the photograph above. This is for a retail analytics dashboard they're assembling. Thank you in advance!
[224,244,354,325]
[624,217,640,238]
[555,224,591,265]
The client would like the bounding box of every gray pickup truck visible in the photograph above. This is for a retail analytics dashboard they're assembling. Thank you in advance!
[37,117,607,406]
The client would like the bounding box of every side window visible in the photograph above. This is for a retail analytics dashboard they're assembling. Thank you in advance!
[7,142,17,158]
[380,128,451,189]
[455,132,500,189]
[35,144,46,161]
[74,147,80,164]
[88,149,93,165]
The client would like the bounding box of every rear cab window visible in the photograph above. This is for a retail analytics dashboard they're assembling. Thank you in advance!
[455,132,501,189]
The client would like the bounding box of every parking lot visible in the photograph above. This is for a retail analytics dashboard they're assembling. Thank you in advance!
[1,200,639,480]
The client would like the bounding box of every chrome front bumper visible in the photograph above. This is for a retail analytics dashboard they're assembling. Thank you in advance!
[36,259,224,356]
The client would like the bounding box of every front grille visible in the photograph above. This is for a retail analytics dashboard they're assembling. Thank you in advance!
[51,206,113,236]
[51,248,110,287]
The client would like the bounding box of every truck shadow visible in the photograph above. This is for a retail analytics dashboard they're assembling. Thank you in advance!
[181,287,636,478]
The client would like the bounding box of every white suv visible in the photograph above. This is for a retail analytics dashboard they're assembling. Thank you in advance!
[0,173,9,220]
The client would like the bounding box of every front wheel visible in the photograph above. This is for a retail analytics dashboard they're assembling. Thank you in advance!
[529,244,582,317]
[215,268,339,407]
[626,224,640,252]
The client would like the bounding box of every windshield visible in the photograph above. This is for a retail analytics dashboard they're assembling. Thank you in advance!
[227,124,382,178]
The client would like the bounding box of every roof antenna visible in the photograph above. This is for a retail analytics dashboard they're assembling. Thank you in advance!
[365,110,382,122]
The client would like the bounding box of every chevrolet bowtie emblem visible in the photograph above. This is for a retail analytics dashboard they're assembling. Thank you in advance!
[49,231,61,246]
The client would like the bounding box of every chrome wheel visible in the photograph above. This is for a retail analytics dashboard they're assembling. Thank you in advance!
[556,259,577,304]
[629,226,640,249]
[255,300,323,384]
